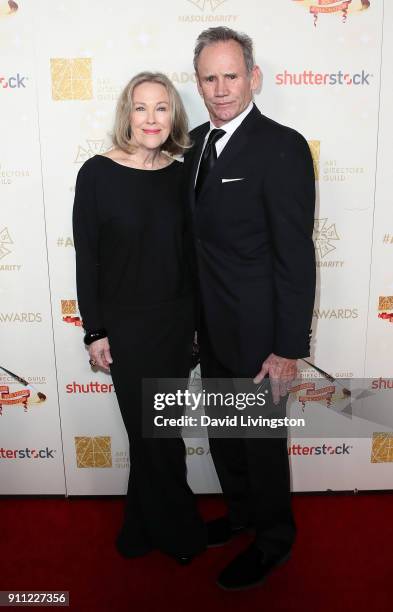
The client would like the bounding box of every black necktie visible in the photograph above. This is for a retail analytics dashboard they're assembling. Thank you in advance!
[195,128,225,198]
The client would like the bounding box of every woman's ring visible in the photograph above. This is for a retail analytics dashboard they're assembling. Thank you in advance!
[89,359,97,367]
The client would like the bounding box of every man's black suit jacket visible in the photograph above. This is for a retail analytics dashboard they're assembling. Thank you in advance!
[184,104,316,376]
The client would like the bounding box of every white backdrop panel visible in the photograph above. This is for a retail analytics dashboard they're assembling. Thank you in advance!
[0,0,391,494]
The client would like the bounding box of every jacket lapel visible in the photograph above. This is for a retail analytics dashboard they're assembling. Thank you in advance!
[188,124,210,212]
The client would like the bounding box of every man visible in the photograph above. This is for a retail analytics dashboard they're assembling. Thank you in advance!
[184,27,316,590]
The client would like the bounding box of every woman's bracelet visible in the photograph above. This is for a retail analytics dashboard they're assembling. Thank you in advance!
[83,328,108,346]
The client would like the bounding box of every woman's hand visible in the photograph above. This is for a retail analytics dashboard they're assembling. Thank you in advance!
[88,337,113,371]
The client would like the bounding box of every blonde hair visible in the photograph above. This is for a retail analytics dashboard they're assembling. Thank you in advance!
[112,72,190,155]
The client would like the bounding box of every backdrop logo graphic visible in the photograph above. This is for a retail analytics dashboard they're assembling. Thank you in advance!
[57,236,74,248]
[50,58,93,101]
[66,381,114,394]
[313,218,340,259]
[0,162,30,185]
[313,308,359,320]
[61,300,82,326]
[168,72,197,84]
[0,373,46,386]
[292,0,370,27]
[275,69,372,86]
[371,378,393,390]
[114,451,129,469]
[0,227,12,259]
[0,73,27,89]
[96,77,122,101]
[187,446,210,456]
[371,432,393,463]
[288,381,347,408]
[299,367,354,379]
[323,158,365,183]
[378,296,393,324]
[187,0,227,10]
[0,364,47,415]
[0,312,42,323]
[0,1,18,18]
[288,442,352,455]
[75,140,106,164]
[0,227,21,272]
[75,436,112,468]
[383,233,393,245]
[0,385,30,414]
[0,447,56,460]
[308,141,320,180]
[180,0,237,23]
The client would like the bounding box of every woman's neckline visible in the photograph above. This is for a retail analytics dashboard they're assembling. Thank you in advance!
[96,154,177,172]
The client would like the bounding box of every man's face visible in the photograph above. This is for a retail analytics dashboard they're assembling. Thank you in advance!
[196,40,260,127]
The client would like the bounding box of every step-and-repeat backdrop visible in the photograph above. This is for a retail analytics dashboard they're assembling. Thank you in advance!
[1,0,392,495]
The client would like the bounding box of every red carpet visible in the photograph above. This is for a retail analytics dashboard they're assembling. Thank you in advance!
[1,493,393,611]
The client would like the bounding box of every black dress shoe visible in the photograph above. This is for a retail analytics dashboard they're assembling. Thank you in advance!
[116,539,153,558]
[170,547,207,565]
[115,528,153,559]
[173,554,194,566]
[207,516,246,547]
[217,543,291,591]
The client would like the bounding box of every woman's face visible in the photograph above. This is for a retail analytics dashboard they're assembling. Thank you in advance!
[129,82,172,152]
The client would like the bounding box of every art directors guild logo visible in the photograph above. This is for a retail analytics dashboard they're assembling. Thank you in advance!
[371,432,393,463]
[322,159,365,183]
[50,58,93,101]
[0,162,30,186]
[74,436,129,469]
[313,218,344,268]
[306,142,365,182]
[292,0,371,27]
[179,0,238,23]
[96,77,121,102]
[75,436,112,468]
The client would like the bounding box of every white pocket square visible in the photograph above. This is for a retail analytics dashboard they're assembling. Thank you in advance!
[221,178,245,183]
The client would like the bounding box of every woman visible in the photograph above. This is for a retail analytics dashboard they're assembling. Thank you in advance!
[72,72,206,563]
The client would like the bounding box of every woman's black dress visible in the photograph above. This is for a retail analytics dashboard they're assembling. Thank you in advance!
[73,155,206,557]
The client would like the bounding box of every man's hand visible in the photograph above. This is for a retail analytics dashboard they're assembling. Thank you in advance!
[88,337,113,372]
[253,353,297,405]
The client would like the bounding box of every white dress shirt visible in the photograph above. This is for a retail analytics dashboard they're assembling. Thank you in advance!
[194,101,254,184]
[204,100,254,157]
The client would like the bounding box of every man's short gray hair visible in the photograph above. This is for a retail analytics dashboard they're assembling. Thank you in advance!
[193,27,255,75]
